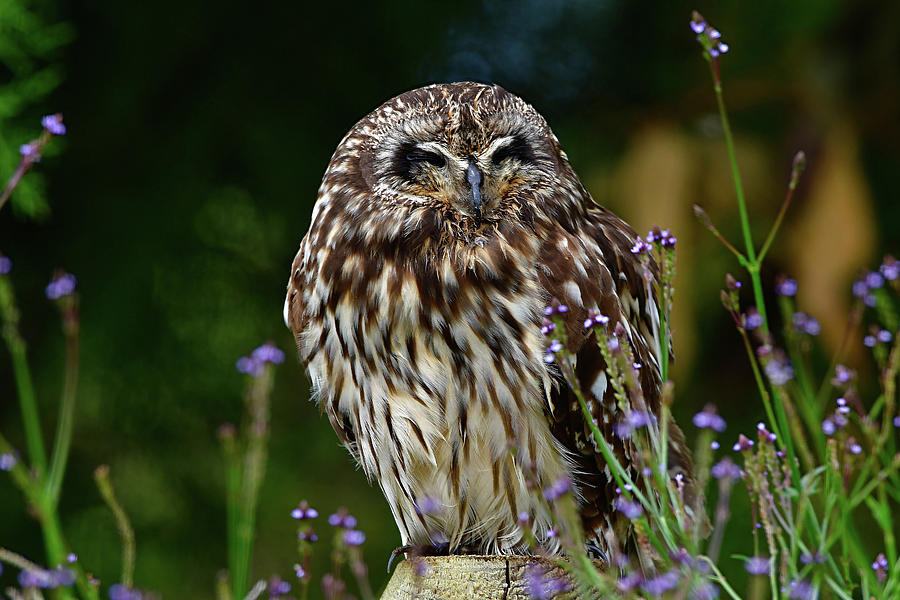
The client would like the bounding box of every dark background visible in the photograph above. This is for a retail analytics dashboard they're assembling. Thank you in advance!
[2,0,899,597]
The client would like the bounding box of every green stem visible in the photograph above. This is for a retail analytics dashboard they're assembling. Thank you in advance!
[0,278,48,474]
[46,303,80,506]
[94,465,136,588]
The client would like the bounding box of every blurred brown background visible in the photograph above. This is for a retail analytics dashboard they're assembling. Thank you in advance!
[1,0,898,596]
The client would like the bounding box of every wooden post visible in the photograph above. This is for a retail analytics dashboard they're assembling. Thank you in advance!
[380,555,596,599]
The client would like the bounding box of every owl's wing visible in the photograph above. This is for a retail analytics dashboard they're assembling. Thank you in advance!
[284,241,359,454]
[536,206,696,538]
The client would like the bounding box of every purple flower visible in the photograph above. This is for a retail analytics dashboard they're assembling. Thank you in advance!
[19,142,39,158]
[297,529,318,542]
[710,440,720,450]
[252,342,285,365]
[641,571,679,596]
[785,579,815,600]
[893,416,900,428]
[66,553,78,563]
[881,257,899,281]
[540,318,555,335]
[744,308,764,331]
[745,556,770,575]
[616,497,643,520]
[711,457,742,480]
[108,584,143,600]
[757,422,777,442]
[543,352,555,364]
[872,552,888,583]
[52,566,76,587]
[291,500,318,520]
[733,434,754,452]
[792,312,821,336]
[693,404,727,432]
[693,581,720,599]
[833,364,855,385]
[878,329,893,343]
[866,271,884,289]
[630,237,651,255]
[617,571,643,592]
[45,272,78,300]
[847,438,862,455]
[236,356,264,376]
[821,418,836,436]
[294,564,306,579]
[775,276,798,297]
[864,335,876,348]
[764,353,794,386]
[41,114,67,135]
[0,255,11,274]
[542,476,570,502]
[268,575,291,598]
[18,569,57,589]
[0,452,17,471]
[852,279,868,298]
[800,552,825,565]
[524,565,567,599]
[342,529,366,546]
[328,509,357,528]
[690,20,706,34]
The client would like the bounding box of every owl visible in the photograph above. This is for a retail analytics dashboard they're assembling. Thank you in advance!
[284,82,696,558]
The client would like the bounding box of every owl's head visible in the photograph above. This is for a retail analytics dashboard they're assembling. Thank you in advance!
[318,83,586,250]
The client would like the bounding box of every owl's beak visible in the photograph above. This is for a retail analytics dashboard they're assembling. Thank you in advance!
[466,161,483,224]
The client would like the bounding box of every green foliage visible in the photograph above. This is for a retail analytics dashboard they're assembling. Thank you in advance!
[0,0,73,218]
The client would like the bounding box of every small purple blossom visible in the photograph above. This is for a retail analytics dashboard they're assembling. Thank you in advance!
[66,553,78,563]
[297,529,318,542]
[852,279,868,298]
[236,342,285,377]
[693,404,727,432]
[764,353,794,386]
[641,571,679,596]
[847,438,862,455]
[872,552,889,583]
[792,312,821,336]
[524,565,567,599]
[0,255,11,274]
[0,452,17,471]
[733,434,754,452]
[328,509,357,529]
[711,457,741,480]
[268,575,291,598]
[42,114,67,135]
[630,237,652,255]
[540,318,555,335]
[690,20,705,34]
[878,329,893,343]
[294,564,306,579]
[548,340,562,354]
[866,271,885,289]
[693,582,720,600]
[108,584,143,600]
[53,567,76,587]
[821,418,836,436]
[342,529,366,546]
[785,579,815,600]
[833,364,855,386]
[863,335,876,348]
[543,300,568,316]
[584,309,609,329]
[800,552,825,565]
[710,440,720,450]
[291,500,318,520]
[542,476,570,502]
[775,276,798,297]
[45,272,77,300]
[744,556,770,575]
[616,497,643,520]
[744,308,764,331]
[881,256,899,281]
[617,571,642,592]
[19,142,39,158]
[18,569,57,589]
[893,416,900,428]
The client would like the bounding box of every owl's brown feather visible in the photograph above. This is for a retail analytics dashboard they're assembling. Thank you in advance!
[285,82,697,556]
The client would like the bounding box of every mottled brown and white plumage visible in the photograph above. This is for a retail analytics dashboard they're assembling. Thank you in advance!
[284,82,695,556]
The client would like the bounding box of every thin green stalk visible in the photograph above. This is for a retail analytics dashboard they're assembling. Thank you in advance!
[1,278,48,474]
[95,465,136,588]
[45,302,80,506]
[232,367,274,600]
[219,424,241,598]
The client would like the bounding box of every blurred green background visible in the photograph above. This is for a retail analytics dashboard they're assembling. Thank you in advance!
[2,0,899,597]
